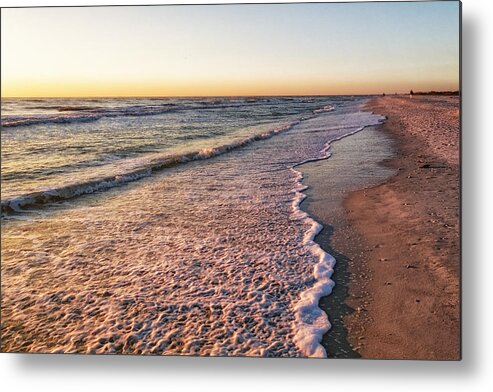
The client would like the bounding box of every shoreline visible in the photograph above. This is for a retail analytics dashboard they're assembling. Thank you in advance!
[299,122,395,358]
[303,95,460,359]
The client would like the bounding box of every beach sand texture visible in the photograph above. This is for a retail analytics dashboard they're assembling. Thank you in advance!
[340,96,460,359]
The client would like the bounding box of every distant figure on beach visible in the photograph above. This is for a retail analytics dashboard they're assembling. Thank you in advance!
[382,92,386,96]
[410,90,414,99]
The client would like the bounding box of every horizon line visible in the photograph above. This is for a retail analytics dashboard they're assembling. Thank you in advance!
[1,90,460,99]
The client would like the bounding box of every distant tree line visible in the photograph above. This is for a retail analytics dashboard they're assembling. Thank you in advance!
[413,90,460,96]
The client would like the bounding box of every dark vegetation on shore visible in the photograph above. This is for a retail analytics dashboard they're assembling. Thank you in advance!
[414,90,460,96]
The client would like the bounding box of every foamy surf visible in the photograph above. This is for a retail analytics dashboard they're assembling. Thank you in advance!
[290,169,335,358]
[313,105,336,114]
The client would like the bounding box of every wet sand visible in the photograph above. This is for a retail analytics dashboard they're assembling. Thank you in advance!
[302,95,460,359]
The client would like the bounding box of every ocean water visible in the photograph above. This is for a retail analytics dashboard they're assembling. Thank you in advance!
[1,97,337,208]
[1,96,384,357]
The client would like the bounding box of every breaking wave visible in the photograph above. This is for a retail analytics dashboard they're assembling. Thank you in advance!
[1,119,302,214]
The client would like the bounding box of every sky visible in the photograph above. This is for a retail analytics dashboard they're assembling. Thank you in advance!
[1,1,460,97]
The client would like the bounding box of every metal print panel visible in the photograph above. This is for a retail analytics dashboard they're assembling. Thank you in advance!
[0,1,461,359]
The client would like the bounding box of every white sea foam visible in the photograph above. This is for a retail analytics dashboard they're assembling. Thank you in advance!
[289,169,335,358]
[313,105,336,114]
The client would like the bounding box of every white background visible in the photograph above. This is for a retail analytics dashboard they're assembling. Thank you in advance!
[0,0,491,391]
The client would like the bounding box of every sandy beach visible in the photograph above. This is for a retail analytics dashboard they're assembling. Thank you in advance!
[304,95,460,359]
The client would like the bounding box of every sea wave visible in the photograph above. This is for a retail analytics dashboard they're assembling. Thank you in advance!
[1,119,304,214]
[30,105,104,111]
[1,105,180,128]
[313,105,336,114]
[1,98,328,128]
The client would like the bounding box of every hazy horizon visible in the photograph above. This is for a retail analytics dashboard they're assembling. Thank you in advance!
[1,2,460,98]
[1,91,460,99]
